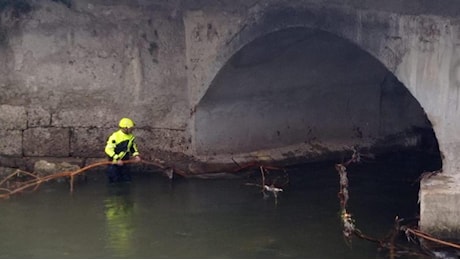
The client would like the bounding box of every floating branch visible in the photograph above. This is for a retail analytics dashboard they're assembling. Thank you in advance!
[0,159,180,199]
[0,156,288,200]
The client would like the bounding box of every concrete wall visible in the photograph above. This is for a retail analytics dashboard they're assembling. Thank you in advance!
[0,0,437,170]
[0,0,191,173]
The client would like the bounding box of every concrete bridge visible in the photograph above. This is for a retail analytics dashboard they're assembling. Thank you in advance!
[1,0,460,238]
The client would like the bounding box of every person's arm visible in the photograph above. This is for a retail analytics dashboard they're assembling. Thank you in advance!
[131,139,141,161]
[105,134,121,163]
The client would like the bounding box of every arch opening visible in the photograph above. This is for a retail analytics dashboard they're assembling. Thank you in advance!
[194,27,440,166]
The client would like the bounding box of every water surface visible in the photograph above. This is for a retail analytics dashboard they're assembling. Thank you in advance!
[0,152,440,258]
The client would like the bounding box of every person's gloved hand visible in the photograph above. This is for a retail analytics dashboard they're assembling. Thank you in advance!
[133,155,141,162]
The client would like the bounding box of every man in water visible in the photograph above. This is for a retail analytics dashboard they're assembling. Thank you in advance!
[104,117,141,183]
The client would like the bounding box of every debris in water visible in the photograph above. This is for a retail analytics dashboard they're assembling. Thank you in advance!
[334,148,460,258]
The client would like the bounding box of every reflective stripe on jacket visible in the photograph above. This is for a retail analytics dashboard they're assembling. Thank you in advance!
[104,129,139,161]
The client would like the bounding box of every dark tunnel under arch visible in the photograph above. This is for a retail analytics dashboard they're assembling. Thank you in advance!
[194,26,440,165]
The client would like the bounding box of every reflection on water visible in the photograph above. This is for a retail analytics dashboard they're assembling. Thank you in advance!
[0,151,443,258]
[104,185,135,257]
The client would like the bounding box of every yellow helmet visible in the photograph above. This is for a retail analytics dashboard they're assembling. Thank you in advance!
[119,117,135,128]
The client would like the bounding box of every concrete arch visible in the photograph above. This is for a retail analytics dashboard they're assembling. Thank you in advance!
[191,4,396,107]
[191,5,439,165]
[195,26,436,160]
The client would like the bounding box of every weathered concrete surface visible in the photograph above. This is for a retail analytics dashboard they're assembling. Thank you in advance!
[392,16,460,239]
[420,174,460,239]
[0,0,460,238]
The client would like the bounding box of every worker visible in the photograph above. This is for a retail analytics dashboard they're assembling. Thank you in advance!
[104,117,141,183]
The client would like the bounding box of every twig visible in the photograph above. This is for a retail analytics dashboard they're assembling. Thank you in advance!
[404,227,460,250]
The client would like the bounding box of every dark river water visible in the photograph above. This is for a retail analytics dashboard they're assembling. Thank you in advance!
[0,151,443,258]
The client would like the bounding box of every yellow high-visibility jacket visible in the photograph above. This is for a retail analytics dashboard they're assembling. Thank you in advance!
[105,129,140,162]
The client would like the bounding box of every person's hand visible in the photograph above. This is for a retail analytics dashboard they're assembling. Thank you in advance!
[116,160,124,166]
[133,155,141,163]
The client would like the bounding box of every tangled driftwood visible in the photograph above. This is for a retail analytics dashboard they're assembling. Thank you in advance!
[335,149,460,258]
[243,165,289,205]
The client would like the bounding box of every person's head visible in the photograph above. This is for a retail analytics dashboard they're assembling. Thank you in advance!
[118,117,135,134]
